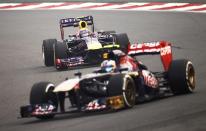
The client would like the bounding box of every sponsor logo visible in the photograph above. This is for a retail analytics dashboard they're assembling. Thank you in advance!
[142,70,158,88]
[32,104,56,115]
[86,99,106,110]
[160,46,171,56]
[129,42,160,49]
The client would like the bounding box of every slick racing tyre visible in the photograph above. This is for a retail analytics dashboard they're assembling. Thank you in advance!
[168,59,195,95]
[30,82,58,120]
[107,74,136,108]
[114,33,129,54]
[42,39,57,66]
[54,42,68,70]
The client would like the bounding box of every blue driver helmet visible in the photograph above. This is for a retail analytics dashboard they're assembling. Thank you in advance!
[101,59,116,73]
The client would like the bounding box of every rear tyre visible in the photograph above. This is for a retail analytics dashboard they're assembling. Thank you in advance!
[114,33,129,54]
[42,39,56,66]
[107,74,136,108]
[30,82,58,120]
[54,42,68,70]
[168,59,195,94]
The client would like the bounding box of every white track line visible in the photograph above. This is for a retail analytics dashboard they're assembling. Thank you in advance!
[0,3,20,7]
[50,3,106,10]
[91,3,147,10]
[131,3,188,10]
[9,3,64,10]
[169,4,206,11]
[0,2,206,13]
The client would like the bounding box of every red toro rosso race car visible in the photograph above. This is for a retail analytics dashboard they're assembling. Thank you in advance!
[42,16,129,70]
[20,40,195,120]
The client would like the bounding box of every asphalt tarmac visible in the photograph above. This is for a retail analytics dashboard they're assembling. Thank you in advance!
[0,10,206,131]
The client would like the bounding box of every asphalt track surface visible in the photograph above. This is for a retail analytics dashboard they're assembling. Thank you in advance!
[0,10,206,131]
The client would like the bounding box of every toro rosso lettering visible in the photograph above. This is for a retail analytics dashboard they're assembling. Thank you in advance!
[160,46,172,56]
[129,42,161,54]
[130,42,160,49]
[128,41,173,71]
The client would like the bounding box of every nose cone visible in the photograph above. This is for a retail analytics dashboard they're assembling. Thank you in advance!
[53,78,79,92]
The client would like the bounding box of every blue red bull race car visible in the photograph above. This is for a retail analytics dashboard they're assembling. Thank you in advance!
[42,16,129,70]
[20,40,195,120]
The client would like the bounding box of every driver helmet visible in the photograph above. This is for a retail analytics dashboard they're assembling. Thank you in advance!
[79,21,88,30]
[101,59,116,73]
[101,52,116,72]
[78,21,90,38]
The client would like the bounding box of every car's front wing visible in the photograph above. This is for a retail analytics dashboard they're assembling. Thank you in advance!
[19,95,125,118]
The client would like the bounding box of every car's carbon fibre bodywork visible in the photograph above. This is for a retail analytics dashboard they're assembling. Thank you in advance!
[20,41,196,119]
[42,16,129,70]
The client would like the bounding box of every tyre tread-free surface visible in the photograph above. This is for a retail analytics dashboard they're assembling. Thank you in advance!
[42,39,56,66]
[30,81,58,119]
[54,42,68,70]
[114,33,129,53]
[168,59,195,94]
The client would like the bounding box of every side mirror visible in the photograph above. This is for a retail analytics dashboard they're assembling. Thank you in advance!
[74,72,82,78]
[93,69,104,73]
[68,34,76,38]
[74,23,79,27]
[93,69,99,74]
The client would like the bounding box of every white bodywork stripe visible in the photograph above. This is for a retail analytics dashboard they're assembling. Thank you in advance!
[53,78,79,92]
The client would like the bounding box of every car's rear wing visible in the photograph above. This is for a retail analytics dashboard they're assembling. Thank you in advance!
[127,41,172,71]
[60,16,94,28]
[60,16,94,40]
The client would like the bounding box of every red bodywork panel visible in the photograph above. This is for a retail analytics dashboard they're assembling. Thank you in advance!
[119,55,138,71]
[127,41,172,71]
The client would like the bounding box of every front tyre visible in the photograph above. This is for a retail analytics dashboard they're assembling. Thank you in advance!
[107,74,136,108]
[54,42,68,70]
[42,39,57,66]
[168,59,195,94]
[30,82,58,120]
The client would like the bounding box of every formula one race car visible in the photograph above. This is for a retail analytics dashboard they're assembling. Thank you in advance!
[20,41,195,120]
[42,16,129,70]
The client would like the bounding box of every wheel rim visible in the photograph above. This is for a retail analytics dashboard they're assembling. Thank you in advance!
[187,65,195,90]
[124,80,136,107]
